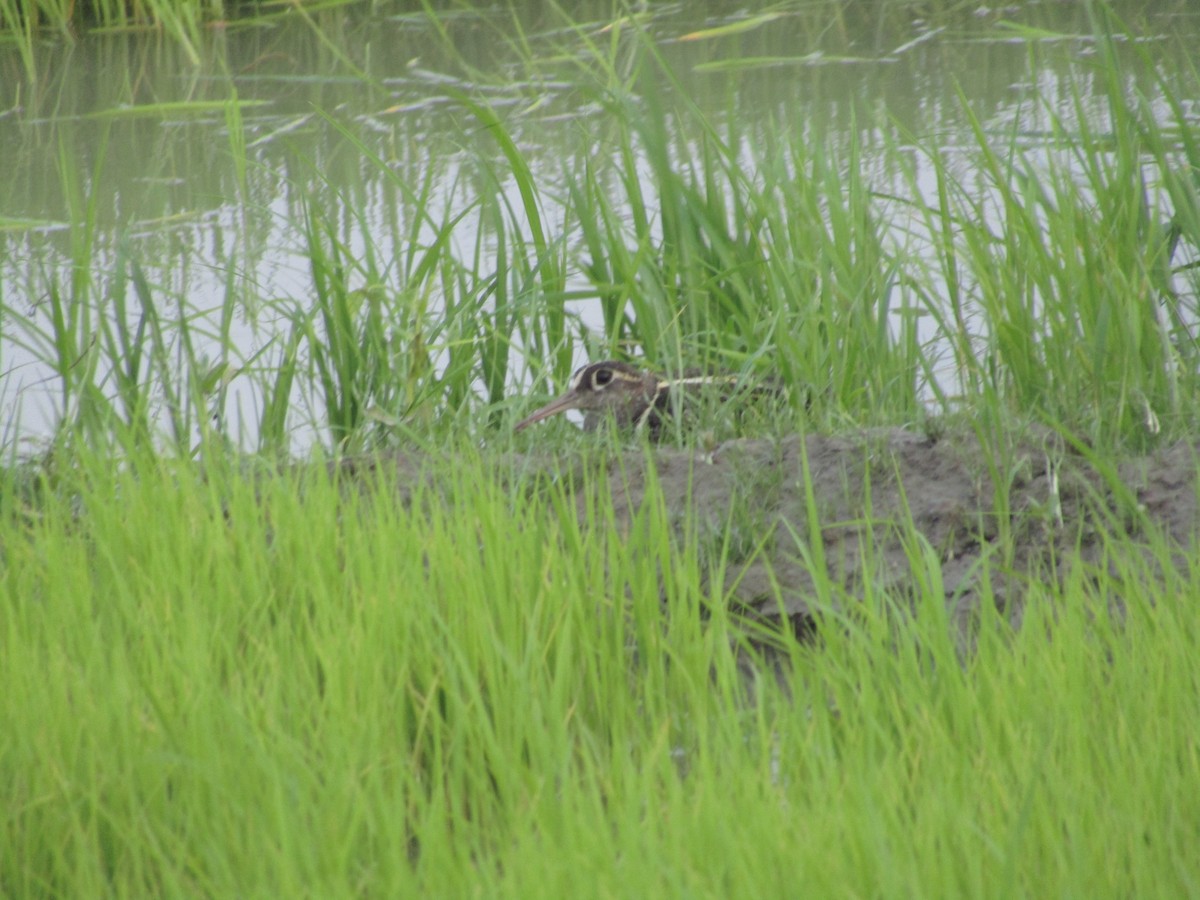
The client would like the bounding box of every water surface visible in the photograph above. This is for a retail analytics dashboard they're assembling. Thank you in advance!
[2,0,1197,448]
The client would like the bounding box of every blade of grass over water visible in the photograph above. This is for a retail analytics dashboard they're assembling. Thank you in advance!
[456,91,572,391]
[100,246,152,449]
[79,99,271,120]
[944,73,1194,446]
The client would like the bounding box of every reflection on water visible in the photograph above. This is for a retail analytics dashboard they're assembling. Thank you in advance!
[1,1,1196,450]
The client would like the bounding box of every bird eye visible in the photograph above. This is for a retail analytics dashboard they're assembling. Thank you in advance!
[593,367,613,387]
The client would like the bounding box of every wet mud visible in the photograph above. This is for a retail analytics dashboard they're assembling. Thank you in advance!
[352,427,1197,654]
[556,428,1199,645]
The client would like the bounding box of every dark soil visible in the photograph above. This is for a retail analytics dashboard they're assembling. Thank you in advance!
[556,428,1199,647]
[352,427,1198,654]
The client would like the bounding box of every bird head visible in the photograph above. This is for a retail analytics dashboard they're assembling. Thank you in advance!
[514,361,662,433]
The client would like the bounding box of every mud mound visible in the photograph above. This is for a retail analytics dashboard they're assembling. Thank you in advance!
[577,429,1199,641]
[345,428,1196,649]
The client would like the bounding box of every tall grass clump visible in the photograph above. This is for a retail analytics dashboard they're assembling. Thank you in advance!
[4,5,1198,456]
[559,44,922,428]
[3,446,1199,895]
[0,0,356,69]
[904,14,1200,447]
[0,447,749,894]
[396,9,1200,448]
[276,50,916,452]
[0,0,208,65]
[8,244,273,461]
[278,103,580,450]
[3,141,236,459]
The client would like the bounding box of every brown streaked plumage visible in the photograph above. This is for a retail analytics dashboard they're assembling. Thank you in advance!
[514,360,741,438]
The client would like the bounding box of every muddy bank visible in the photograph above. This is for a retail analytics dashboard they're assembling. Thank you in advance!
[347,427,1196,647]
[557,429,1199,641]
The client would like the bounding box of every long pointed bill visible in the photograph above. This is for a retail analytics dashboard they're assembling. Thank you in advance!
[514,392,581,432]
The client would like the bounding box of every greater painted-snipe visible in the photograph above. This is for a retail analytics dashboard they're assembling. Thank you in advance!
[514,360,742,438]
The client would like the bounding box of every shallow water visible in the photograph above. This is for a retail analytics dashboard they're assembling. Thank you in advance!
[1,0,1197,449]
